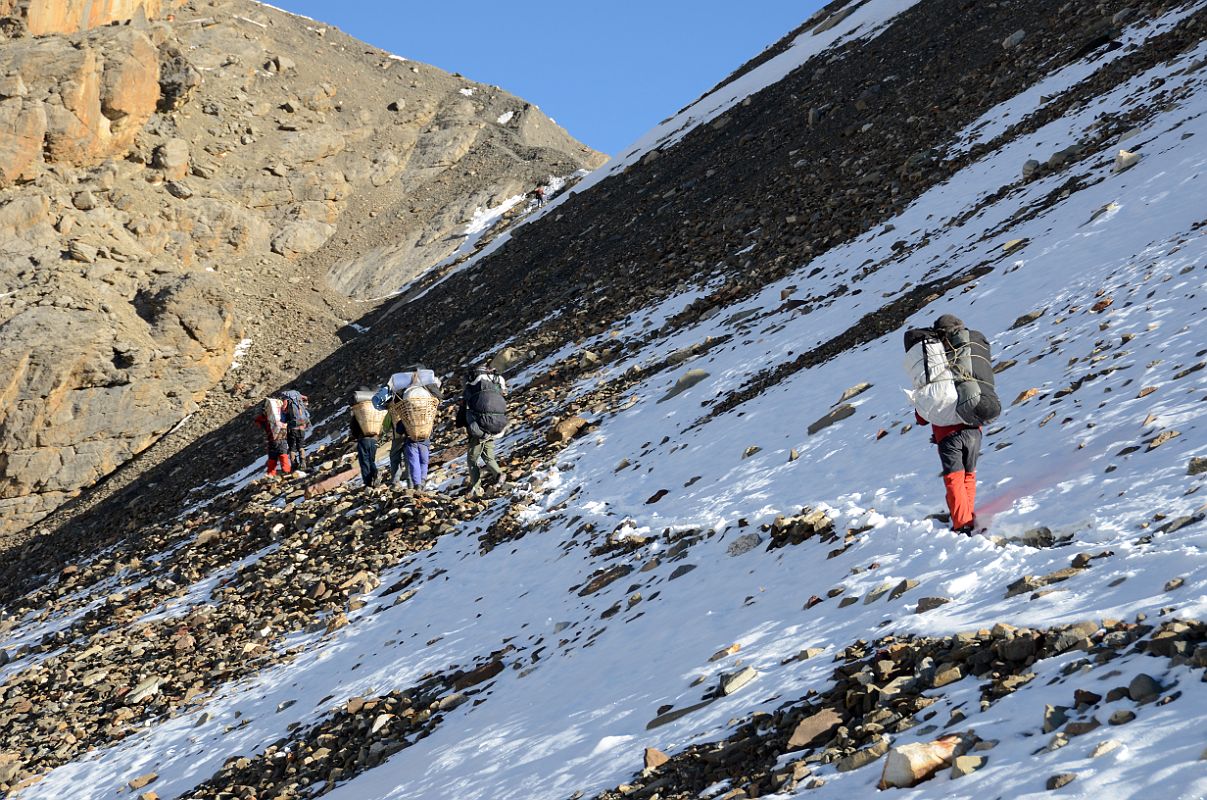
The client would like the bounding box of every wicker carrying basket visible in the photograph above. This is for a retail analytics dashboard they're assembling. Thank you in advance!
[351,400,387,436]
[395,393,439,441]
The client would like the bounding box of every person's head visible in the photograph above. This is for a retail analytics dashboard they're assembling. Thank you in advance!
[934,314,965,332]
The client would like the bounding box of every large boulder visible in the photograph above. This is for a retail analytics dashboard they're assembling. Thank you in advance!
[272,220,336,258]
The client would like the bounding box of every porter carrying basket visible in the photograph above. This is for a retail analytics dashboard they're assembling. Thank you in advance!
[351,400,387,436]
[395,389,439,441]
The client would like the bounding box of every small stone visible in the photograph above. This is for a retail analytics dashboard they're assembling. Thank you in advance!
[836,737,889,772]
[888,578,919,601]
[726,533,763,556]
[1147,430,1180,450]
[1064,717,1100,736]
[721,666,758,695]
[67,240,98,263]
[1108,710,1136,726]
[1164,577,1185,591]
[808,403,856,435]
[932,663,963,688]
[659,369,709,403]
[1114,149,1141,173]
[547,415,589,444]
[644,747,669,770]
[1009,309,1045,329]
[166,181,193,199]
[1046,773,1077,790]
[1002,29,1025,49]
[950,754,986,778]
[915,596,951,613]
[129,773,158,790]
[72,190,97,210]
[1073,689,1102,707]
[837,382,872,403]
[1127,673,1161,703]
[1014,387,1040,405]
[1022,159,1041,179]
[1187,456,1207,476]
[1091,740,1121,758]
[1042,705,1069,734]
[787,708,842,750]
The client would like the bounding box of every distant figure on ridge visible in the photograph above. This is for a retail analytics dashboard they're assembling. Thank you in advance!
[350,386,387,488]
[458,364,509,496]
[904,314,1001,533]
[531,183,548,208]
[279,389,311,470]
[375,366,443,490]
[253,397,292,478]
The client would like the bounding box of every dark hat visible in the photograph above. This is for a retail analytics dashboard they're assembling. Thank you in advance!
[934,314,965,331]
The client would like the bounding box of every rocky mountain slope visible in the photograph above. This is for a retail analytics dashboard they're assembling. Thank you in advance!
[0,0,604,539]
[1,0,1205,798]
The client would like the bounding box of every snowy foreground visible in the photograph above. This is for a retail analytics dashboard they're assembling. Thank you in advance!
[9,2,1207,799]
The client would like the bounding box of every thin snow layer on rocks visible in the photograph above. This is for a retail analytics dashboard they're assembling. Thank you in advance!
[18,16,1207,800]
[951,4,1202,154]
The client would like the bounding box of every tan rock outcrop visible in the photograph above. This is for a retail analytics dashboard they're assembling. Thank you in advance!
[0,0,182,36]
[0,26,160,183]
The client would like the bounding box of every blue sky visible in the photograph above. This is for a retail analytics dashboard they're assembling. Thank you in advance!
[268,1,825,155]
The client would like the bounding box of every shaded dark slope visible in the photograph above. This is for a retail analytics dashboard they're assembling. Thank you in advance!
[9,0,1203,601]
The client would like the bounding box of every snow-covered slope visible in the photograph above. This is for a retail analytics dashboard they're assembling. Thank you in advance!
[3,1,1206,799]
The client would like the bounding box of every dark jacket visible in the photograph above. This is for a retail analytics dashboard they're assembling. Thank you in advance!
[458,372,507,437]
[350,413,371,441]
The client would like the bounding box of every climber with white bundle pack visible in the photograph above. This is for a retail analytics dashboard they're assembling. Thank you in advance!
[903,314,1001,534]
[252,397,292,478]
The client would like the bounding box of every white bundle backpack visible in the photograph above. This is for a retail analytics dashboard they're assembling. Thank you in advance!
[904,329,963,426]
[262,397,288,440]
[903,321,1001,427]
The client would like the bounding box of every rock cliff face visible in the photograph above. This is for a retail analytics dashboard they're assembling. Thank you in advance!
[0,0,605,538]
[0,0,182,36]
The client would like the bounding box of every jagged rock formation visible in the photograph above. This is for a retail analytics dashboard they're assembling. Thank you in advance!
[0,0,604,538]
